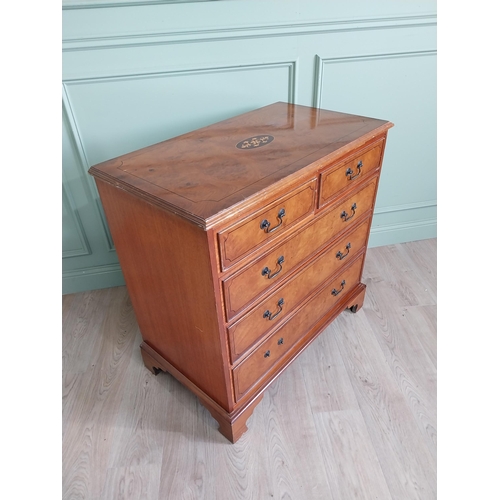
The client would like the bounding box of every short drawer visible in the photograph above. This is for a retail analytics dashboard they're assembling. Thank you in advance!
[232,253,364,401]
[227,218,370,363]
[218,179,316,270]
[222,175,378,320]
[319,139,384,208]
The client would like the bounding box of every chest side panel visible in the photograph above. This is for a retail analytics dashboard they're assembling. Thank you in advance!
[95,179,232,410]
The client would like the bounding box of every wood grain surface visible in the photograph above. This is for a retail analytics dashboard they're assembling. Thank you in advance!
[319,137,384,208]
[89,102,391,228]
[218,179,316,269]
[62,238,436,500]
[95,179,233,411]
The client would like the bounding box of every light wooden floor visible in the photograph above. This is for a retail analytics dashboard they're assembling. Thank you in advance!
[62,238,436,500]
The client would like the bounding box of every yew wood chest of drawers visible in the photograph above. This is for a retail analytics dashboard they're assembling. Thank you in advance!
[89,102,393,443]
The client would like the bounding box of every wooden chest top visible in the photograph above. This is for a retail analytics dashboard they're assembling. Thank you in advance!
[89,102,392,228]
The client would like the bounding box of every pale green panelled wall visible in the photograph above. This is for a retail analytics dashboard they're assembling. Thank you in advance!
[62,0,437,295]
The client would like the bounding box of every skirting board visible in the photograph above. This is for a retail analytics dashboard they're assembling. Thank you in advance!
[62,264,125,295]
[367,217,436,248]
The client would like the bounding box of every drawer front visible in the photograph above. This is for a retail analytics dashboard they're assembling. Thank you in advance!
[319,139,384,208]
[222,175,377,320]
[227,218,370,363]
[218,179,316,270]
[232,253,365,401]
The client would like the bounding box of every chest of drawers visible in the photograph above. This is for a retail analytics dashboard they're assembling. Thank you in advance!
[89,102,393,443]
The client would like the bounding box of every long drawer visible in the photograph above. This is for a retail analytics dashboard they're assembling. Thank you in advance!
[222,175,378,320]
[227,218,370,363]
[232,253,365,401]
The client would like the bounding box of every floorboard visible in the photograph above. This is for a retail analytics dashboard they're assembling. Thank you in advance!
[62,238,437,499]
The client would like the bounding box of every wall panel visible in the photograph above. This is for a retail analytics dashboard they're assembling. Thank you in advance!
[62,184,90,258]
[64,61,296,167]
[62,1,437,294]
[314,48,437,245]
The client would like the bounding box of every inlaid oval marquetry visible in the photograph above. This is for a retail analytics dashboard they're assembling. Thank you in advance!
[236,135,274,150]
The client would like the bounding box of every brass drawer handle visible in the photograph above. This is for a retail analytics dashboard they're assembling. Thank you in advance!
[331,280,346,296]
[264,350,271,358]
[340,203,357,222]
[336,242,351,260]
[262,255,285,279]
[260,208,286,234]
[263,298,284,321]
[346,160,363,180]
